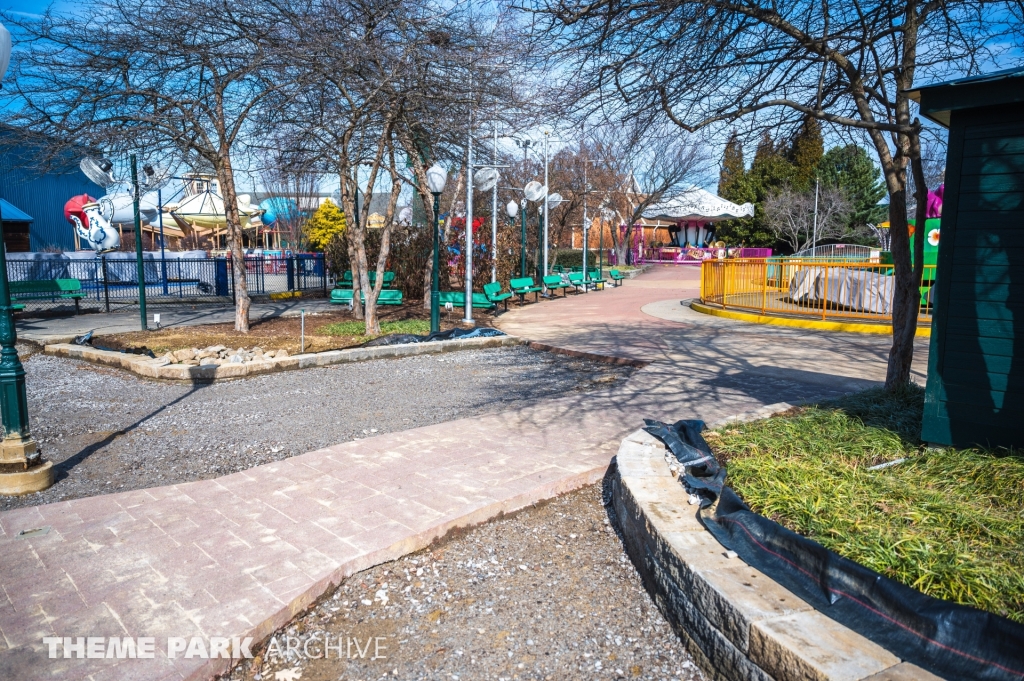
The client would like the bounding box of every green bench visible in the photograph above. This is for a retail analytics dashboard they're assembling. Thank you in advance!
[10,279,86,314]
[608,269,627,286]
[339,271,396,288]
[510,277,543,305]
[483,282,513,310]
[567,272,590,293]
[330,288,404,305]
[542,275,573,297]
[438,291,496,309]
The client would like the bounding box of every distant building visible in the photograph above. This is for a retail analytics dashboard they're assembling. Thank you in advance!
[0,126,104,252]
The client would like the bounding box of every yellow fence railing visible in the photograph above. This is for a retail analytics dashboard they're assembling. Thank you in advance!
[700,258,936,324]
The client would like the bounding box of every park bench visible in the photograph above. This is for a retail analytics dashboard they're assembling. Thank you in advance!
[586,268,608,290]
[510,277,543,305]
[330,288,404,305]
[339,271,396,288]
[483,282,513,311]
[10,279,86,314]
[567,271,590,293]
[608,269,627,286]
[542,275,573,297]
[438,290,497,310]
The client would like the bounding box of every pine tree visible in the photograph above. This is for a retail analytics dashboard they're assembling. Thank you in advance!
[718,131,745,197]
[819,145,887,230]
[788,118,824,191]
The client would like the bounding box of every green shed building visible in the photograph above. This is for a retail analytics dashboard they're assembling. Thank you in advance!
[910,68,1024,448]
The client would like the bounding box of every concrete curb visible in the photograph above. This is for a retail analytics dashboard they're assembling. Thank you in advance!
[44,335,523,382]
[690,301,933,338]
[190,461,610,681]
[610,428,943,681]
[526,341,649,368]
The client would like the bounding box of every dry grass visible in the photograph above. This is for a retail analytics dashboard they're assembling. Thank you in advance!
[708,385,1024,623]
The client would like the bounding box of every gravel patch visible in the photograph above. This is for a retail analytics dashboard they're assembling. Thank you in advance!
[223,484,704,681]
[3,346,634,510]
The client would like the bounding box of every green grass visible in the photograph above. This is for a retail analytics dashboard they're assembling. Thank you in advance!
[316,319,431,338]
[708,385,1024,623]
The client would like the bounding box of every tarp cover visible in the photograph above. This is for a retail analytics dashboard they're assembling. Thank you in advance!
[642,418,1024,681]
[788,267,894,314]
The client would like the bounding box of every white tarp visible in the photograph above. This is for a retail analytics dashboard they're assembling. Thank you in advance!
[788,268,894,314]
[642,187,755,222]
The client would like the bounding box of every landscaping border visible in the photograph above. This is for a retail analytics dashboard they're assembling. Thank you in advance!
[690,300,933,337]
[610,426,944,681]
[44,335,523,382]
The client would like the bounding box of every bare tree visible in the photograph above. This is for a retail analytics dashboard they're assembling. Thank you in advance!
[3,0,298,332]
[538,0,1021,387]
[589,124,709,265]
[763,186,852,253]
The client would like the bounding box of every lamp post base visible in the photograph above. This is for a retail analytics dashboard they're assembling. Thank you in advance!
[0,435,52,495]
[0,461,53,495]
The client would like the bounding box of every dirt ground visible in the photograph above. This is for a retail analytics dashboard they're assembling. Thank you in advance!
[223,484,704,681]
[98,303,504,355]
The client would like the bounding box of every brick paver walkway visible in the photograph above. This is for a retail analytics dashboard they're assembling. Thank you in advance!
[0,264,928,680]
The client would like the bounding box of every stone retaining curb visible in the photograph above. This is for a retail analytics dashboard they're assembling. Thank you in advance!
[610,428,944,681]
[44,335,523,381]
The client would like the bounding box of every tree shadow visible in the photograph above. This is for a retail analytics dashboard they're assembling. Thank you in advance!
[51,383,210,481]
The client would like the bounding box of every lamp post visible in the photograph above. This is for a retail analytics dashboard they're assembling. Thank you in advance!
[130,155,148,331]
[505,200,519,278]
[427,163,448,334]
[0,21,51,495]
[518,199,527,278]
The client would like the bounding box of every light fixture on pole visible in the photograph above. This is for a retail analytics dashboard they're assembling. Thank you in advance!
[129,155,148,331]
[524,182,547,281]
[0,21,52,495]
[506,199,520,278]
[426,163,448,334]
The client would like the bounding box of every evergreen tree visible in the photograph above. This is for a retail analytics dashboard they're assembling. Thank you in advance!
[819,145,887,230]
[303,199,347,250]
[788,118,824,191]
[718,130,745,197]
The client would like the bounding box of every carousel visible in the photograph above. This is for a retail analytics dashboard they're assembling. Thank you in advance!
[640,188,765,263]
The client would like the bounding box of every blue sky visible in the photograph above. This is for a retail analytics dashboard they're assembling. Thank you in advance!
[1,0,68,19]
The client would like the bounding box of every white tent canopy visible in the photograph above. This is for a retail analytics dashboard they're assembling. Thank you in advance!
[642,187,754,222]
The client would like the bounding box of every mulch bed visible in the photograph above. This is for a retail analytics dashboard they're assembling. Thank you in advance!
[98,303,503,356]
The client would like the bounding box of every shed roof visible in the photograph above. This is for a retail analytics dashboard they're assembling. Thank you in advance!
[906,67,1024,128]
[0,199,34,222]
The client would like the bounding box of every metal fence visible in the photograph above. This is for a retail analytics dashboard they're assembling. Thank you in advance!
[700,258,936,323]
[7,254,331,314]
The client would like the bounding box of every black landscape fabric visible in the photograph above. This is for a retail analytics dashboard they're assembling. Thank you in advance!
[360,327,505,347]
[642,418,1024,681]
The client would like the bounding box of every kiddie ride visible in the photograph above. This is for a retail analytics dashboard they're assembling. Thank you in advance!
[64,194,120,253]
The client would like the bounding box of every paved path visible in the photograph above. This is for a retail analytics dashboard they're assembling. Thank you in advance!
[0,265,929,680]
[15,299,337,345]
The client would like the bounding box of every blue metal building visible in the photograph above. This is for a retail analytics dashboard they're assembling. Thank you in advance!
[0,126,104,252]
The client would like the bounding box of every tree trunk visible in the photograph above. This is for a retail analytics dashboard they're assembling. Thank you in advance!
[216,153,251,333]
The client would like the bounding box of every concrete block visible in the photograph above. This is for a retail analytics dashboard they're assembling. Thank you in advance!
[750,611,900,681]
[692,564,810,653]
[862,663,945,681]
[616,441,669,477]
[623,428,664,447]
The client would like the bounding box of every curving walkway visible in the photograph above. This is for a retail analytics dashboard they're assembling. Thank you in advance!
[0,265,928,680]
